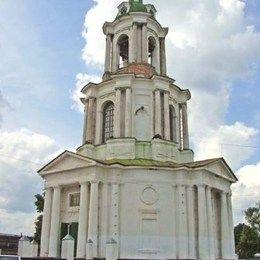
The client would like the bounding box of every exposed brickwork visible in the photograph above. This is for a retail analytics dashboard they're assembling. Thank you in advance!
[118,63,156,78]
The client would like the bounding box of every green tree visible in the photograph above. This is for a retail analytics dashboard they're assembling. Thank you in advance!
[234,223,247,248]
[235,201,260,258]
[245,202,260,234]
[237,224,259,258]
[33,194,44,246]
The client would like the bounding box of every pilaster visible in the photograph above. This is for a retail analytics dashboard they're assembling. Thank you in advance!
[197,184,209,259]
[154,90,162,136]
[160,37,167,75]
[206,186,215,259]
[163,92,170,140]
[125,88,132,137]
[105,34,112,72]
[48,186,61,257]
[87,181,99,258]
[76,182,89,258]
[221,191,230,259]
[187,185,196,259]
[40,188,52,257]
[177,185,188,259]
[114,89,122,138]
[227,193,236,259]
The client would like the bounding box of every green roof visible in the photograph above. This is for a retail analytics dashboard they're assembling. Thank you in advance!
[129,0,148,13]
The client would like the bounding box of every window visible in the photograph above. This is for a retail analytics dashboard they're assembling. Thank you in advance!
[103,102,114,142]
[69,193,80,207]
[169,105,177,142]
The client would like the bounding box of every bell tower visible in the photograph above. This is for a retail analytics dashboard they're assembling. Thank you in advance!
[78,0,194,163]
[103,0,167,77]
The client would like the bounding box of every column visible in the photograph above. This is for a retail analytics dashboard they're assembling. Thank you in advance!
[110,183,120,258]
[114,89,121,138]
[88,181,99,258]
[105,34,112,72]
[221,191,230,259]
[187,186,196,259]
[40,188,52,257]
[95,108,102,145]
[160,37,167,75]
[142,24,148,63]
[137,24,142,62]
[163,92,170,140]
[125,88,132,137]
[48,186,61,257]
[86,98,94,143]
[76,182,89,258]
[206,186,215,259]
[227,193,236,259]
[177,185,188,259]
[112,37,118,72]
[197,185,209,259]
[130,23,138,62]
[181,103,189,149]
[154,90,162,136]
[82,99,89,144]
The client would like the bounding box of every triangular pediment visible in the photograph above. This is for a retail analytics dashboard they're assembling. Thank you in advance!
[38,151,97,175]
[203,158,238,183]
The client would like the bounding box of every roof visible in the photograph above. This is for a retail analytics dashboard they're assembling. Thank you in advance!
[129,0,147,13]
[38,150,238,182]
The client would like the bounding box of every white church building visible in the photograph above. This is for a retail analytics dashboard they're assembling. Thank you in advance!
[38,0,237,259]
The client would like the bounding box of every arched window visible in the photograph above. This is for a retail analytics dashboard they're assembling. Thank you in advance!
[102,102,114,143]
[148,36,156,65]
[169,105,177,142]
[117,34,129,68]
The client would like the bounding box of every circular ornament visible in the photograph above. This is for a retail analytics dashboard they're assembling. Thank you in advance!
[140,186,159,205]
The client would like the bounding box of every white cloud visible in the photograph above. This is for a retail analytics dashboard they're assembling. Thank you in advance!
[232,162,260,224]
[72,73,101,113]
[0,91,11,128]
[0,209,37,236]
[0,128,60,235]
[194,122,258,168]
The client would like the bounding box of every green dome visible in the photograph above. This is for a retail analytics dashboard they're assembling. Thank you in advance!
[129,0,148,13]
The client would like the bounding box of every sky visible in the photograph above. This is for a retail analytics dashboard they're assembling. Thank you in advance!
[0,0,259,236]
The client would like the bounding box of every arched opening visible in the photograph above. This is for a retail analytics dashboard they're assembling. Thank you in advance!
[148,36,156,66]
[102,101,114,143]
[169,105,177,142]
[117,34,129,68]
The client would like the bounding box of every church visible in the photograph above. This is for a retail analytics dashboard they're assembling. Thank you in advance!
[38,0,237,259]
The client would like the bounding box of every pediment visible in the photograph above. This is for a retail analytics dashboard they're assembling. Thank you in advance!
[38,151,97,175]
[204,159,238,183]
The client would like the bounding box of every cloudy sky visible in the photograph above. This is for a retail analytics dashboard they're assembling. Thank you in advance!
[0,0,259,236]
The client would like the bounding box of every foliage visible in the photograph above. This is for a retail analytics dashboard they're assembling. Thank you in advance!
[33,193,44,246]
[245,202,260,234]
[234,223,247,248]
[236,224,259,258]
[235,201,260,258]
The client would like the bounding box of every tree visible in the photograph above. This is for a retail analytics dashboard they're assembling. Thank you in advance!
[33,194,44,246]
[234,201,260,258]
[245,202,260,234]
[237,224,259,258]
[234,223,247,248]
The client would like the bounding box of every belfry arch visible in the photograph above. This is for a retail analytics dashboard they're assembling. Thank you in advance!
[117,34,129,68]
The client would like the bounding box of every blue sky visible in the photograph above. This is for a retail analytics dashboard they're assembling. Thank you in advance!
[0,0,260,234]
